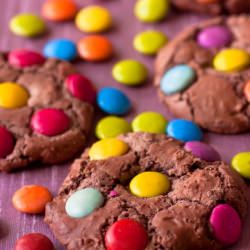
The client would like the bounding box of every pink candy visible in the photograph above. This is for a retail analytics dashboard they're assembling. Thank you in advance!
[0,126,14,158]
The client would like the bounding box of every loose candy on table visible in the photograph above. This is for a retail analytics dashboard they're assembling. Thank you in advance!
[12,185,53,214]
[105,219,148,250]
[65,188,104,218]
[132,111,167,134]
[75,6,112,33]
[77,35,113,62]
[96,116,131,139]
[160,64,196,95]
[231,152,250,179]
[166,119,203,142]
[112,59,148,86]
[97,87,131,115]
[43,39,77,61]
[0,126,14,158]
[9,13,46,37]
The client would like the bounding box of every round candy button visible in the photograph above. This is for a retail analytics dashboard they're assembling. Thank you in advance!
[197,26,232,49]
[130,171,170,198]
[31,108,70,136]
[12,185,53,214]
[97,87,131,115]
[96,116,131,139]
[244,81,250,102]
[15,233,54,250]
[0,82,29,109]
[210,204,242,246]
[10,13,46,37]
[75,6,112,33]
[105,219,148,250]
[166,119,203,142]
[231,152,250,179]
[43,39,77,61]
[213,49,250,72]
[66,74,96,104]
[112,59,148,86]
[8,50,45,68]
[0,126,14,158]
[89,138,129,160]
[134,0,169,23]
[160,65,196,95]
[132,111,167,134]
[65,188,104,218]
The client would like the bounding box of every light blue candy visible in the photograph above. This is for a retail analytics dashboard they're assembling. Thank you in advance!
[166,119,203,142]
[160,65,195,95]
[97,87,131,115]
[43,39,77,61]
[65,188,104,218]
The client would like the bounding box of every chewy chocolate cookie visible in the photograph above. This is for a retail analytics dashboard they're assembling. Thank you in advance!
[0,50,95,171]
[45,132,248,250]
[155,16,250,134]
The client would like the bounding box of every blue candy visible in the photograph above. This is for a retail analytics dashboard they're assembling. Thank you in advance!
[43,39,77,61]
[166,119,203,142]
[97,87,131,115]
[160,65,195,95]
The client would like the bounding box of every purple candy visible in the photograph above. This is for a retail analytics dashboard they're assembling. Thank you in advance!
[184,141,221,162]
[197,26,232,49]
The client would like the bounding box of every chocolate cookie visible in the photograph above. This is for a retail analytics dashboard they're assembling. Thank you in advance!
[0,50,95,171]
[45,132,248,250]
[171,0,250,15]
[155,16,250,134]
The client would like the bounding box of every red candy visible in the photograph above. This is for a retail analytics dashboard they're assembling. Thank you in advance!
[31,108,70,136]
[0,126,14,158]
[15,233,54,250]
[66,74,96,104]
[8,50,45,68]
[105,219,148,250]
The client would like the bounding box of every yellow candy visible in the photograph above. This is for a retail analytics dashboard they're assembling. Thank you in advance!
[75,6,112,33]
[213,49,250,72]
[0,82,29,109]
[89,138,129,160]
[231,152,250,179]
[130,171,170,198]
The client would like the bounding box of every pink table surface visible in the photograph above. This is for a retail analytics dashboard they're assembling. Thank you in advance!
[0,0,249,249]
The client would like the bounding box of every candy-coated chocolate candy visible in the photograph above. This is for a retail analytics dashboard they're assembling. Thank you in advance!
[15,233,54,250]
[197,0,218,3]
[167,119,203,142]
[130,171,170,198]
[160,65,196,95]
[184,141,221,162]
[43,39,77,61]
[231,152,250,179]
[0,82,29,109]
[96,116,131,139]
[112,59,148,86]
[10,13,46,37]
[134,0,169,23]
[0,126,14,158]
[66,74,96,104]
[75,6,112,33]
[244,81,250,102]
[197,26,232,49]
[213,49,250,72]
[97,87,131,115]
[105,219,148,250]
[12,185,53,214]
[8,50,45,68]
[132,111,167,134]
[42,0,78,21]
[89,138,129,160]
[134,30,168,55]
[31,108,70,136]
[65,188,104,218]
[77,35,113,62]
[210,204,242,245]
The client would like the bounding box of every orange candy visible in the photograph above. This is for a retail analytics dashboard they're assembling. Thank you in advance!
[12,185,53,214]
[42,0,78,21]
[244,81,250,102]
[77,35,113,62]
[196,0,218,3]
